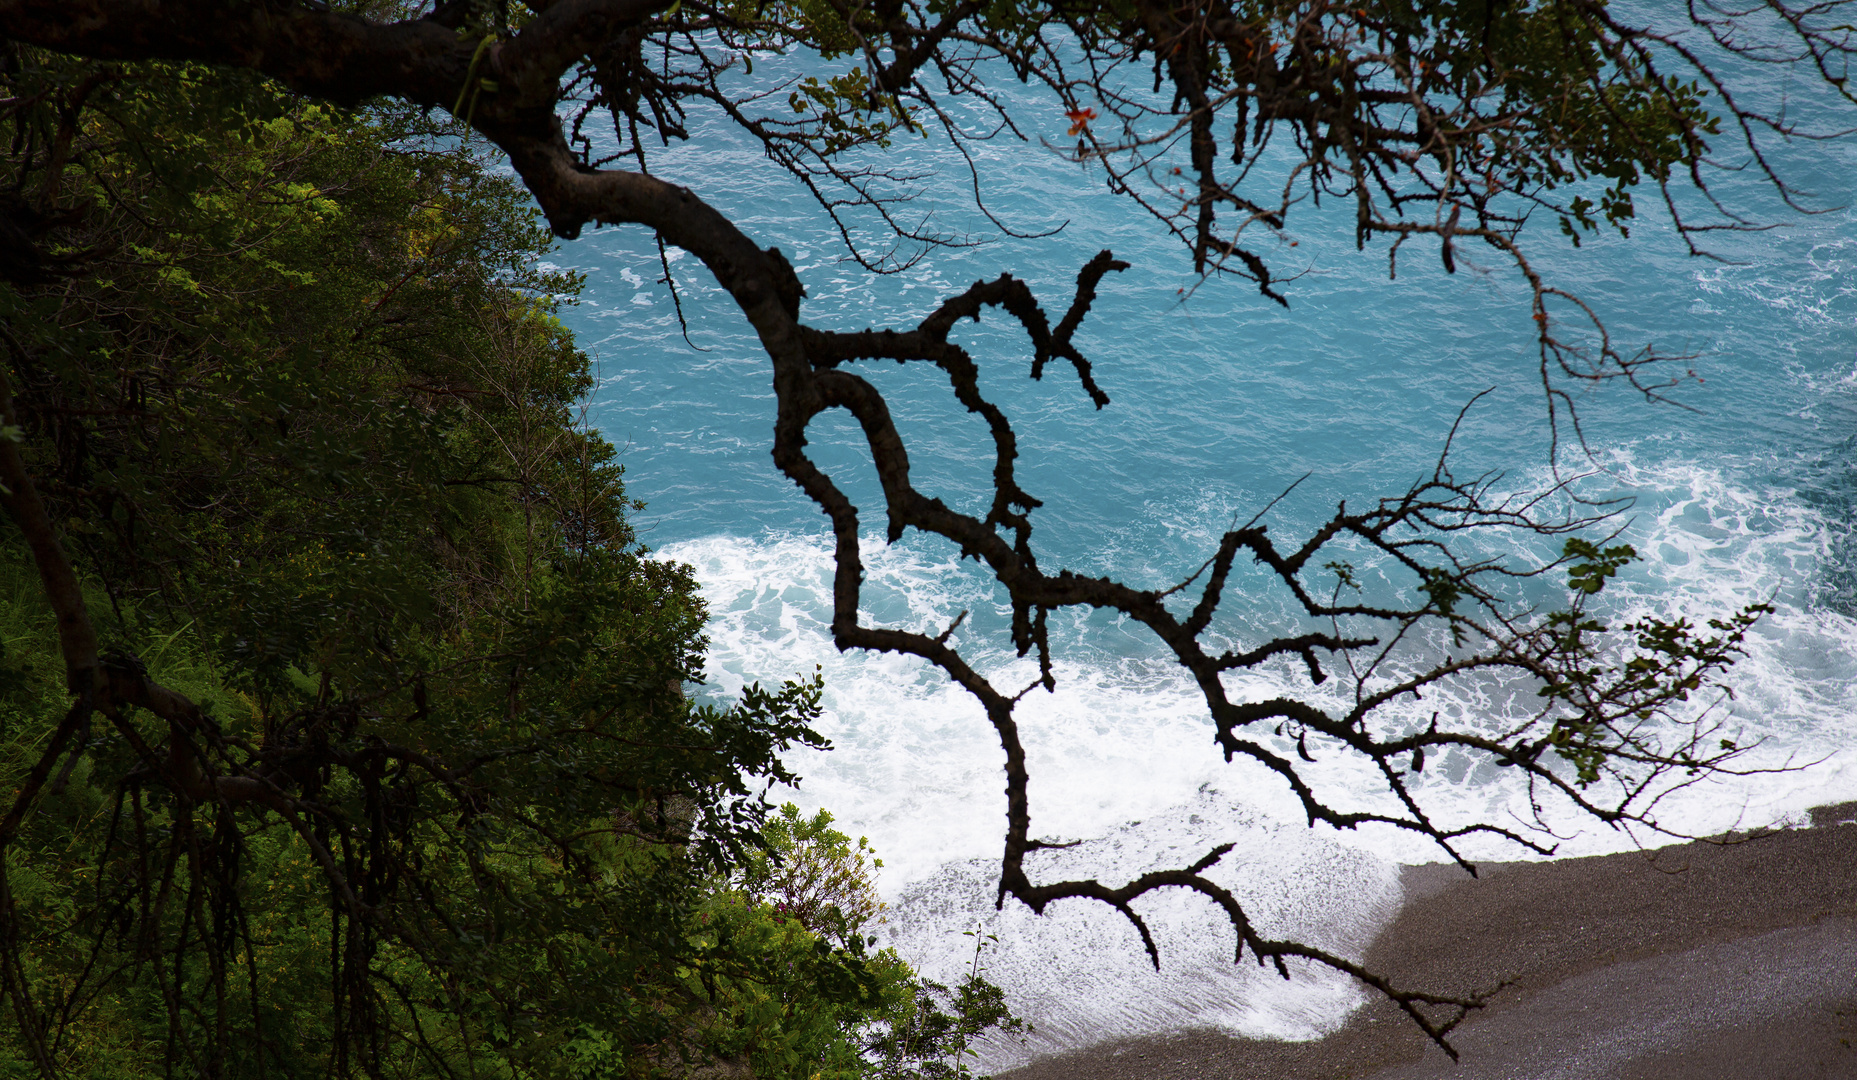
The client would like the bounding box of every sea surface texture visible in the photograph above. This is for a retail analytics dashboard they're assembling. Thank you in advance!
[553,37,1857,1065]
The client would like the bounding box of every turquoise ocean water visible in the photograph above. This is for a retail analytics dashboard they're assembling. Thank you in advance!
[552,44,1857,1060]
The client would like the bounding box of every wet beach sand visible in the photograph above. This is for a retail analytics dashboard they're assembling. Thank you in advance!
[1000,804,1857,1080]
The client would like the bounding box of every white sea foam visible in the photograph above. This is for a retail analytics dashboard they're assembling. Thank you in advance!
[658,450,1857,1063]
[882,789,1403,1069]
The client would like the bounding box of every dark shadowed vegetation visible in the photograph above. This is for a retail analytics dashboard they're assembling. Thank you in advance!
[0,49,1018,1077]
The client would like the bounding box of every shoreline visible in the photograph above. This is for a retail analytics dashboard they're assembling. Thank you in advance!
[999,805,1857,1079]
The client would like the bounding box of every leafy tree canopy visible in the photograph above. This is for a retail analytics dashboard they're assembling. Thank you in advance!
[0,46,994,1078]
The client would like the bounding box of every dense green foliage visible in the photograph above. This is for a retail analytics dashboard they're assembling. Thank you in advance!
[0,46,1021,1079]
[699,806,1027,1080]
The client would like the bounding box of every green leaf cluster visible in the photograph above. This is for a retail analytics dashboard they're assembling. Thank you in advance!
[1533,538,1769,787]
[699,805,1029,1080]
